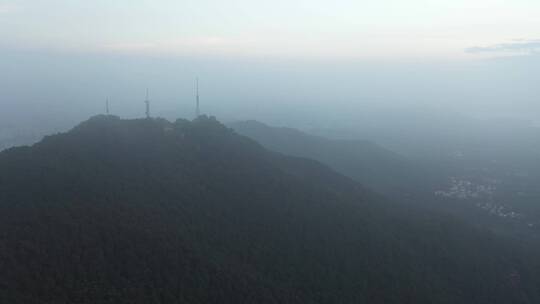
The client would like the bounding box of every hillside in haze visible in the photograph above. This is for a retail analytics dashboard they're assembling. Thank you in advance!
[0,115,539,303]
[229,120,439,197]
[229,120,540,242]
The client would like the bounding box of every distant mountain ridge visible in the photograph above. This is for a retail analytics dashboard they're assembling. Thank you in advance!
[0,115,538,303]
[227,120,540,241]
[228,120,439,196]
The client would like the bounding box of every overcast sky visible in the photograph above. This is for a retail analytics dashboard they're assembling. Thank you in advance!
[2,0,540,59]
[1,0,539,126]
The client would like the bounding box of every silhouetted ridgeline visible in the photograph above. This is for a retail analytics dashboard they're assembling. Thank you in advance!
[0,115,539,303]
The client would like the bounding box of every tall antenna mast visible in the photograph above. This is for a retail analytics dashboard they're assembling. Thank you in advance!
[144,88,150,119]
[106,98,110,115]
[195,77,200,118]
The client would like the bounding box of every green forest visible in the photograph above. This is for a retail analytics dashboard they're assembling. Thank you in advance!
[0,115,539,303]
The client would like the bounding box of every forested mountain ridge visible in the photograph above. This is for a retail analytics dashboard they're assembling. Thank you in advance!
[228,120,540,242]
[0,115,538,303]
[228,120,439,197]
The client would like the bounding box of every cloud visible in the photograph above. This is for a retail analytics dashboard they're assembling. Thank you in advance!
[466,39,540,54]
[100,42,157,52]
[0,3,21,14]
[100,36,262,57]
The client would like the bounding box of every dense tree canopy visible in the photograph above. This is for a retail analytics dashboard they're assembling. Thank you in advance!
[0,115,538,303]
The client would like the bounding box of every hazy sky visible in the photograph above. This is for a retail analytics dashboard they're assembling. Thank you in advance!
[1,0,539,128]
[1,0,540,59]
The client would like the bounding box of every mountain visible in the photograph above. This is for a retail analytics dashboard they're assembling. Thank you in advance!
[228,120,440,197]
[0,115,539,303]
[227,121,540,243]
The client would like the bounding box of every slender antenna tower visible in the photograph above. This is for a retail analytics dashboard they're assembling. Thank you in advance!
[106,98,110,115]
[144,88,150,119]
[195,77,200,118]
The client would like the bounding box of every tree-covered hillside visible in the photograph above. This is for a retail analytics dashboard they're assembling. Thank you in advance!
[229,120,443,197]
[229,120,540,242]
[0,115,538,303]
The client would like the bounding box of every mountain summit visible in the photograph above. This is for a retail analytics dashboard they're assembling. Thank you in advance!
[0,115,538,303]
